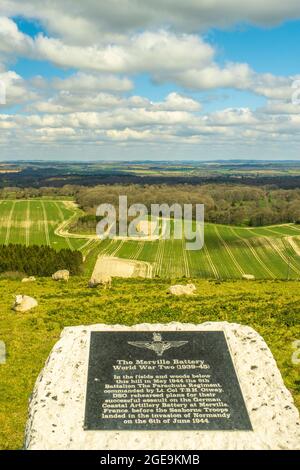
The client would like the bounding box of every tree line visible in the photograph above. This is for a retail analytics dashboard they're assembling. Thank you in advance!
[1,183,300,226]
[0,245,83,276]
[74,184,300,227]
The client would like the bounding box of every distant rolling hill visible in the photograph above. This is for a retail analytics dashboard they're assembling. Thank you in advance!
[0,198,300,280]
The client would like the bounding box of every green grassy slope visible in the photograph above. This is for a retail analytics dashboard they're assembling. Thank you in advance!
[0,277,299,449]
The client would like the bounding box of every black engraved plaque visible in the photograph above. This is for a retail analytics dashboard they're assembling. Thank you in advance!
[84,331,252,431]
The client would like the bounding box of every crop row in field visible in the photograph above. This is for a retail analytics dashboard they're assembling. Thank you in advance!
[1,200,300,279]
[0,200,87,252]
[95,221,300,280]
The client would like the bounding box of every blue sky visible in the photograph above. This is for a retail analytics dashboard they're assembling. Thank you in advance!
[12,17,299,106]
[0,1,300,161]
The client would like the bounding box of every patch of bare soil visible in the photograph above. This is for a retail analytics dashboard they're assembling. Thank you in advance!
[92,256,153,279]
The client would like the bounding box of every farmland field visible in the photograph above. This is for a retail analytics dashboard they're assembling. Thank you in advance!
[0,199,87,252]
[1,199,300,279]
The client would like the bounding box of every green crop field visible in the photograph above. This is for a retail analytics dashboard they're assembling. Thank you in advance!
[1,199,300,279]
[0,199,87,252]
[83,221,300,280]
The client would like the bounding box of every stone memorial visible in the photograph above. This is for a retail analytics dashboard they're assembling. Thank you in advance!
[84,330,251,431]
[25,322,300,450]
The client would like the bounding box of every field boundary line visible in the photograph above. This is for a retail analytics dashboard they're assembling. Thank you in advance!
[203,244,219,279]
[250,228,300,276]
[182,239,190,277]
[53,201,73,249]
[284,236,300,257]
[80,238,95,253]
[86,239,115,265]
[287,225,300,233]
[129,241,145,260]
[101,239,117,256]
[262,226,293,237]
[80,239,99,259]
[214,226,244,276]
[109,240,125,257]
[41,201,51,246]
[154,238,165,276]
[25,201,30,247]
[230,227,275,279]
[5,201,16,245]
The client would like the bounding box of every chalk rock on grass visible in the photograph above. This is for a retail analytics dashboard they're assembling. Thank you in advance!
[21,276,36,283]
[52,270,69,281]
[168,283,196,296]
[12,295,38,312]
[242,274,255,280]
[88,274,112,289]
[24,322,300,450]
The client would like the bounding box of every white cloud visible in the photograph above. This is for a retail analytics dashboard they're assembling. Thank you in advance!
[2,1,300,43]
[31,30,214,75]
[171,63,253,90]
[261,101,300,115]
[53,72,133,93]
[28,90,201,115]
[1,5,300,158]
[0,68,37,105]
[0,16,33,54]
[3,101,300,149]
[205,108,258,126]
[157,93,201,111]
[0,17,295,101]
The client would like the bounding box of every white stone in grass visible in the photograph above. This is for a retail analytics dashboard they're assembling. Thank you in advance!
[12,295,38,312]
[88,274,112,289]
[21,276,36,283]
[242,274,255,280]
[52,270,69,281]
[24,322,300,450]
[168,283,196,295]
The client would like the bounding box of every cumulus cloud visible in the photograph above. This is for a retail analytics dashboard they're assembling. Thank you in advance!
[0,68,37,105]
[53,73,133,93]
[27,90,201,115]
[261,101,300,115]
[0,5,300,158]
[2,1,300,43]
[31,30,214,75]
[157,93,201,111]
[2,101,300,148]
[0,17,296,101]
[0,16,33,54]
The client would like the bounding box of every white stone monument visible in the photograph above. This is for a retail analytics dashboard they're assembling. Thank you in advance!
[25,322,300,450]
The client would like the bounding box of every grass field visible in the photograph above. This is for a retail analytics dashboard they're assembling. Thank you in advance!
[0,276,299,449]
[1,199,300,279]
[82,222,300,279]
[0,199,87,252]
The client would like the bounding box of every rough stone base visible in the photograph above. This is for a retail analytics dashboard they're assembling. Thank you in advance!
[25,322,300,450]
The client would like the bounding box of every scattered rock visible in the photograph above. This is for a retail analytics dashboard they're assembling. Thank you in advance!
[88,274,112,289]
[52,270,69,281]
[242,274,255,280]
[168,283,196,296]
[12,295,38,312]
[21,276,36,283]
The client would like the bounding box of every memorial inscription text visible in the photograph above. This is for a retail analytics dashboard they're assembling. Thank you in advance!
[84,331,252,431]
